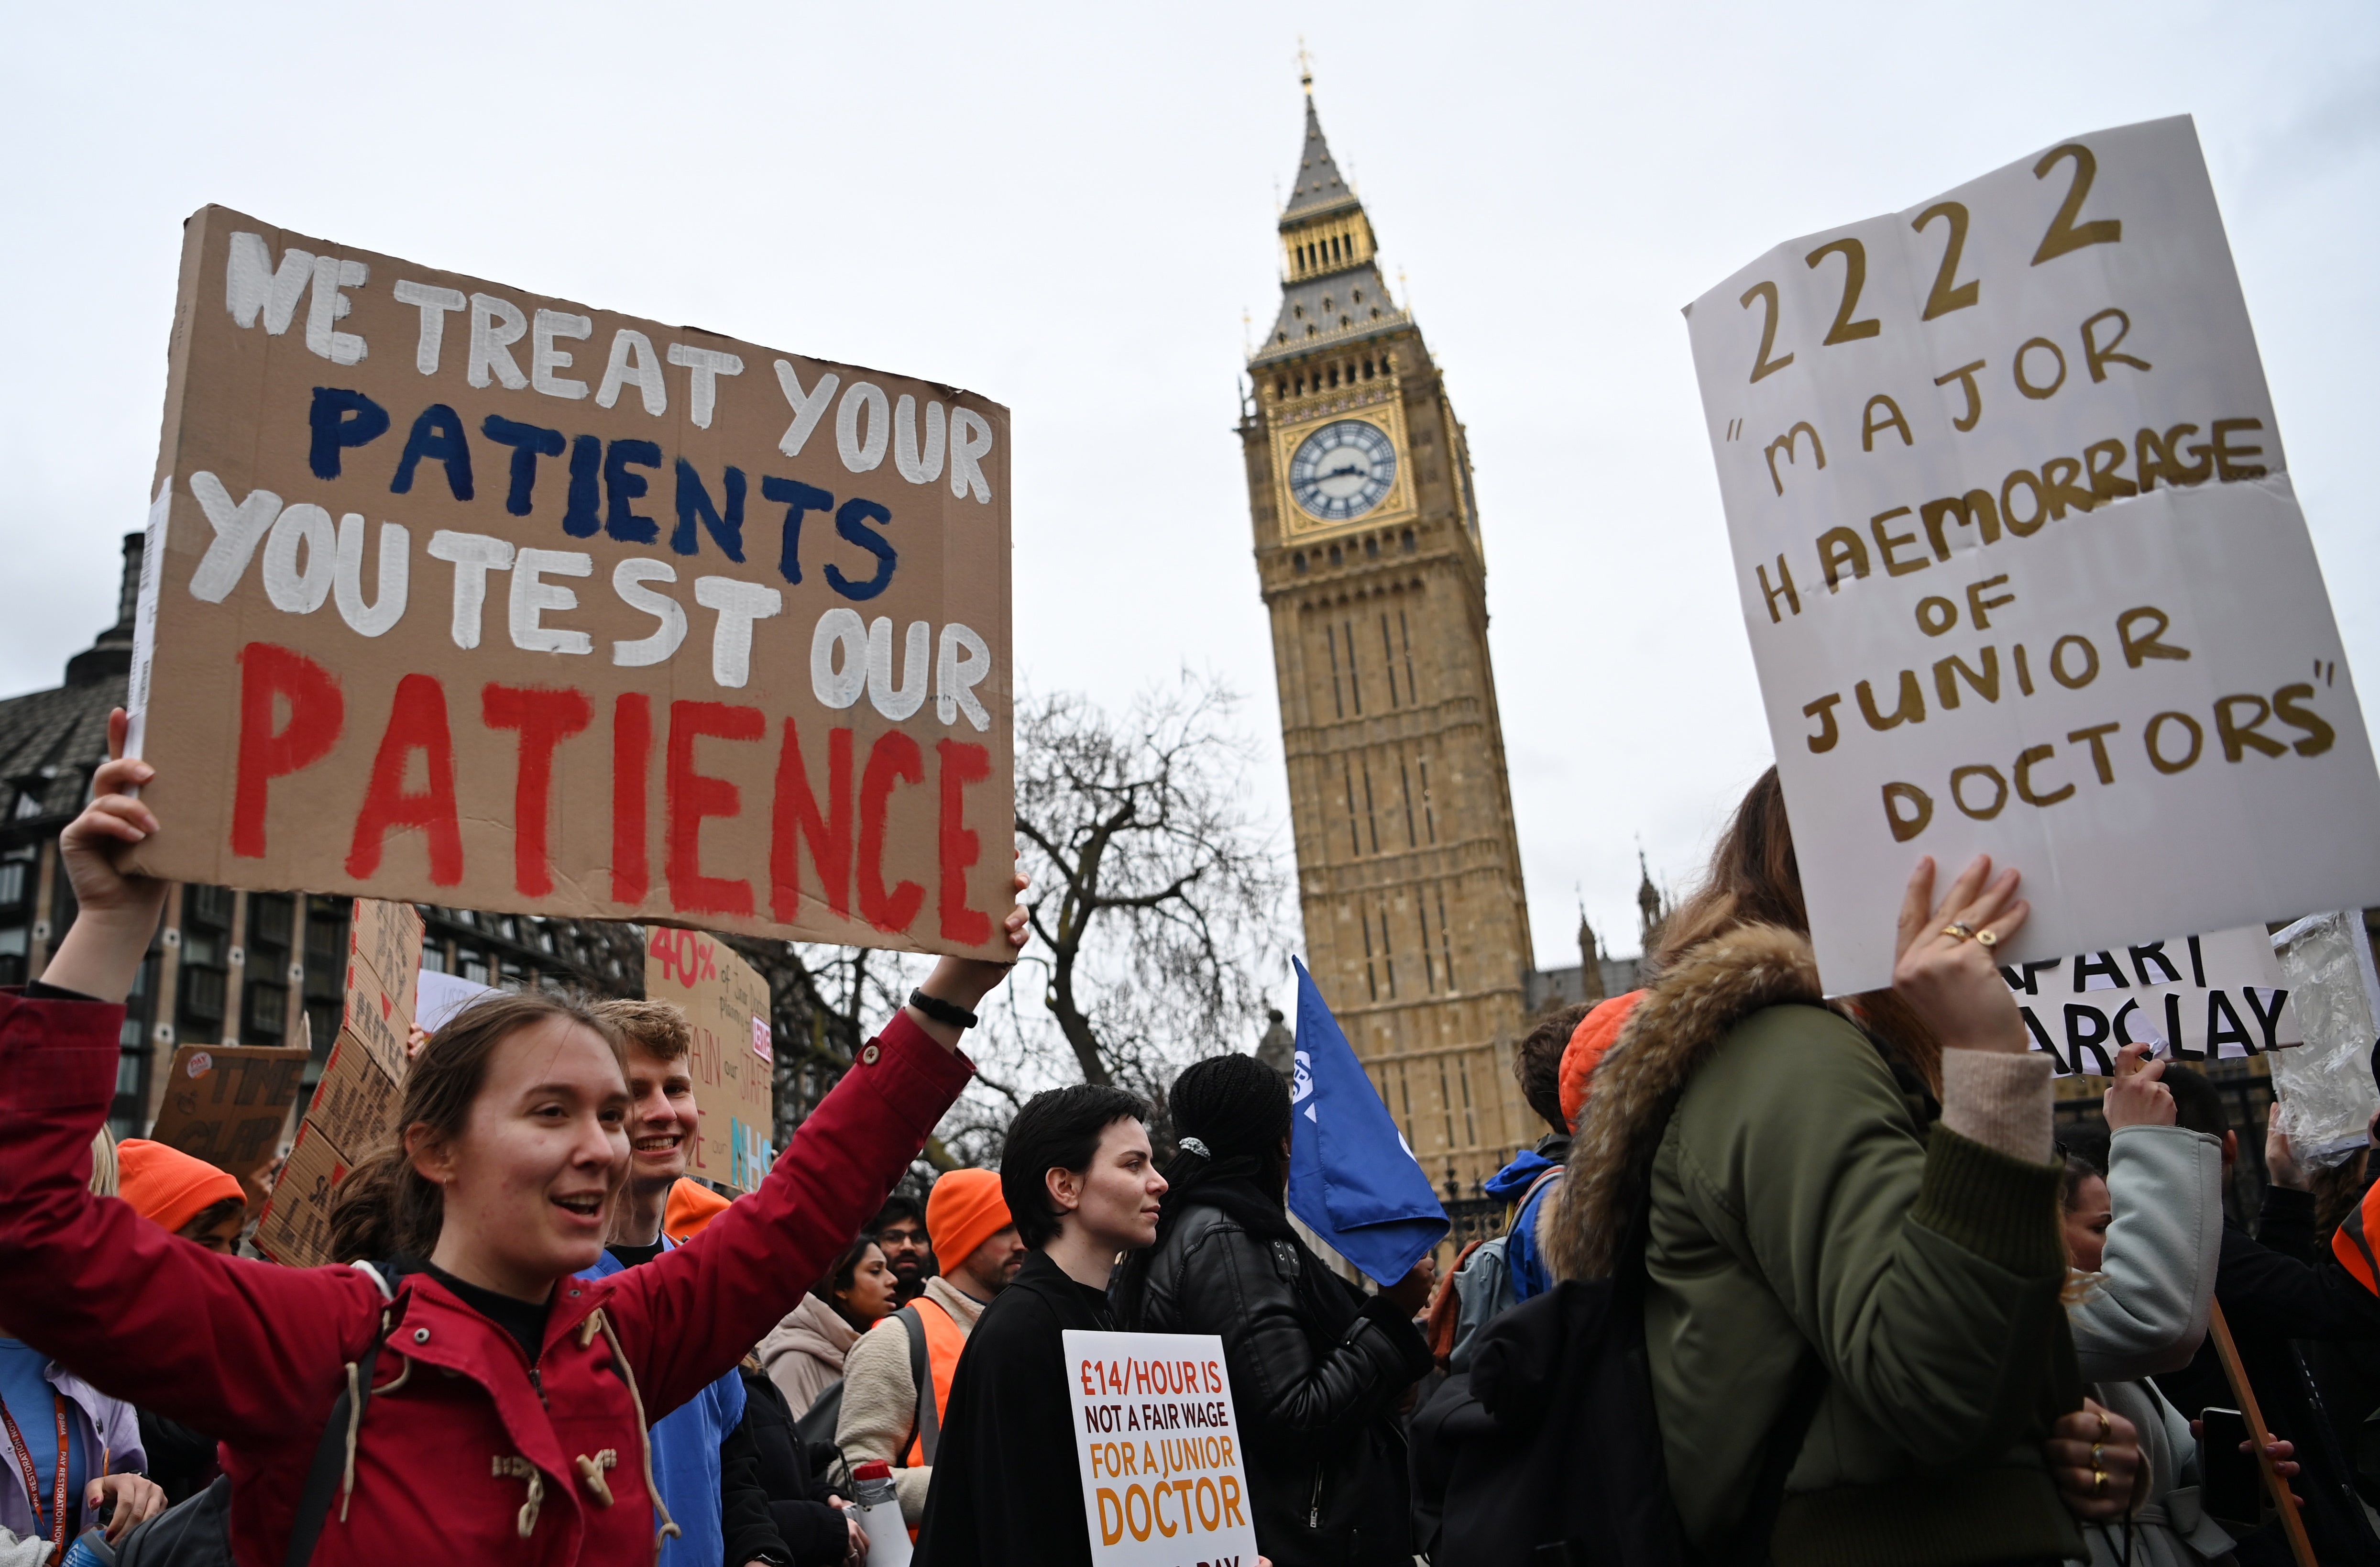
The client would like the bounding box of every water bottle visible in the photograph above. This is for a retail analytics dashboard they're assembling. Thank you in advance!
[850,1460,913,1567]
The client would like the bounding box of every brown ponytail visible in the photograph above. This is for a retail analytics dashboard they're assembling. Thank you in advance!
[1652,765,1943,1095]
[328,991,624,1263]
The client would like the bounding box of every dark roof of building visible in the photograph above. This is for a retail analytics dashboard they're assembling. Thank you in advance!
[0,678,119,821]
[1282,94,1359,222]
[0,533,139,823]
[1252,261,1410,369]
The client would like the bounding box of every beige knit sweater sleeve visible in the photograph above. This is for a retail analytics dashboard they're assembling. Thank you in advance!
[836,1322,930,1523]
[1938,1048,2054,1164]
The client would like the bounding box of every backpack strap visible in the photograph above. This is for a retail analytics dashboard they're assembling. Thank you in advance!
[1711,1351,1824,1566]
[898,1304,941,1468]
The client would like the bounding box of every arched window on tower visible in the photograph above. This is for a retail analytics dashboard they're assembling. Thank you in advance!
[1293,551,1307,574]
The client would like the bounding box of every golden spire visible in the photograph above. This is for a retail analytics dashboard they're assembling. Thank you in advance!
[1297,36,1314,94]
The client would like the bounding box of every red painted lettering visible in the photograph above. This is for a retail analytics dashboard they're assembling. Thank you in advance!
[770,720,853,922]
[666,699,762,916]
[346,673,462,884]
[612,693,652,904]
[482,684,592,897]
[857,730,924,933]
[936,739,992,944]
[232,642,344,859]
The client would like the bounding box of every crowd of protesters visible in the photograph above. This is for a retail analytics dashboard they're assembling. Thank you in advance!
[5,722,2380,1566]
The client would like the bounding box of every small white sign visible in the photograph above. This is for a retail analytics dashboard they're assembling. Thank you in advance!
[2005,924,2298,1075]
[1063,1330,1260,1567]
[1687,115,2380,993]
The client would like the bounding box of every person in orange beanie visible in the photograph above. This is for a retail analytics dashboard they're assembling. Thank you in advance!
[664,1175,733,1243]
[1557,990,1647,1135]
[115,1139,246,1255]
[834,1169,1023,1527]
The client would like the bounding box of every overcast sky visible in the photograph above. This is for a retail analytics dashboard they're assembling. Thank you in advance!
[2,1,2373,978]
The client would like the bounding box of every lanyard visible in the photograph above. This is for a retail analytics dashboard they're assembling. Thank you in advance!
[0,1391,68,1554]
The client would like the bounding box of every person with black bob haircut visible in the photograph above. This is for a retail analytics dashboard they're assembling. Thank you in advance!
[914,1085,1167,1567]
[1112,1053,1434,1566]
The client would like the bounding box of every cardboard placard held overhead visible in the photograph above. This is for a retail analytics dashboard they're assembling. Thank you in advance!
[124,206,1015,963]
[307,1030,403,1170]
[644,927,775,1193]
[1686,117,2380,993]
[348,897,423,1041]
[254,897,421,1267]
[1063,1331,1259,1567]
[252,1120,349,1270]
[145,1044,312,1181]
[2004,925,2299,1076]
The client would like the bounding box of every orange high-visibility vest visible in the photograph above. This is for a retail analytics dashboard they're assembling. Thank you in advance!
[882,1294,967,1468]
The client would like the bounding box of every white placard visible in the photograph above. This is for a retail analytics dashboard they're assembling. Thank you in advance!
[1063,1330,1260,1567]
[1687,115,2380,993]
[416,969,495,1032]
[2004,924,2298,1076]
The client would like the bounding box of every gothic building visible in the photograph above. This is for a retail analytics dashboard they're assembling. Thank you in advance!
[1239,78,1542,1189]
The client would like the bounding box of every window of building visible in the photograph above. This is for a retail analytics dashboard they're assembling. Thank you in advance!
[177,886,234,1042]
[303,897,351,1062]
[243,892,294,1043]
[0,846,31,909]
[1292,552,1306,574]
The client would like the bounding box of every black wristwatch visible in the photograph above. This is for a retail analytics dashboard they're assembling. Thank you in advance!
[908,988,979,1030]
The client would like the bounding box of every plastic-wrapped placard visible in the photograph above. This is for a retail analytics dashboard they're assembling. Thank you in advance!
[2270,912,2380,1166]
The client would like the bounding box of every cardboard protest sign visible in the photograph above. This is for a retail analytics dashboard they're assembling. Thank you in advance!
[252,1119,348,1269]
[348,897,423,1040]
[1687,117,2380,992]
[145,1044,311,1180]
[255,898,420,1266]
[644,927,775,1193]
[125,206,1015,963]
[307,1029,403,1170]
[1064,1331,1259,1567]
[2003,925,2298,1076]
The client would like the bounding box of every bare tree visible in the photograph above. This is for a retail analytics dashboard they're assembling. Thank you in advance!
[1011,675,1287,1095]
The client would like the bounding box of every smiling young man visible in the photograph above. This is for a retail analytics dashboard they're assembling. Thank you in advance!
[913,1085,1167,1567]
[579,999,787,1567]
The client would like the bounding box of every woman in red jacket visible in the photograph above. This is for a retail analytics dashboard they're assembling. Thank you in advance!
[0,713,1020,1567]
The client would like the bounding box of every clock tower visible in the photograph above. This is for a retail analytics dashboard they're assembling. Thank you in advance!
[1242,76,1537,1192]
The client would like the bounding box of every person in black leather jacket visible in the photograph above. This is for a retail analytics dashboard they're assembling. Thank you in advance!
[1113,1054,1434,1567]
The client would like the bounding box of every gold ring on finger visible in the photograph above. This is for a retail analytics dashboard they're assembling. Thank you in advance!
[2095,1412,2111,1443]
[1942,922,1975,941]
[2090,1442,2103,1469]
[1975,928,1998,948]
[2093,1466,2107,1498]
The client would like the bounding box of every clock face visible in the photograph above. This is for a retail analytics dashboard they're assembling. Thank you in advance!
[1288,420,1397,522]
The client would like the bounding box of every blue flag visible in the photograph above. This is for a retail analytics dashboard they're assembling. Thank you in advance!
[1287,957,1449,1284]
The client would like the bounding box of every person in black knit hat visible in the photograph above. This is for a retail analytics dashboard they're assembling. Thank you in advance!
[1112,1053,1434,1567]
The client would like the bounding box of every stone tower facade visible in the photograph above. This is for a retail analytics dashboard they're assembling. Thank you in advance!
[1240,81,1537,1191]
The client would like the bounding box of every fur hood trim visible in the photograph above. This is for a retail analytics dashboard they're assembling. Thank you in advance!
[1541,924,1822,1281]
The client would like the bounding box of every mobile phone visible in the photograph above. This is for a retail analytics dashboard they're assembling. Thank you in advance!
[2200,1406,2260,1526]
